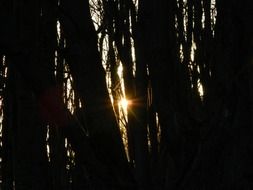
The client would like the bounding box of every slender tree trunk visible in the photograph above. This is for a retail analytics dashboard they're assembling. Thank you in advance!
[2,0,51,189]
[2,59,14,190]
[60,0,133,187]
[12,67,50,190]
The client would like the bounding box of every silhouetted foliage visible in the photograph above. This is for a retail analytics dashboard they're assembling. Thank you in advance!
[1,0,253,189]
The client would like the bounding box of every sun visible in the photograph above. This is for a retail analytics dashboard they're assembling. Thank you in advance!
[119,98,130,111]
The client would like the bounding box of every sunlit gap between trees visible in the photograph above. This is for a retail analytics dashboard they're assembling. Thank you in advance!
[88,0,212,162]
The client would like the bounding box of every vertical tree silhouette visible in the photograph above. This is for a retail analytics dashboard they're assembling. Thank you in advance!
[1,0,253,189]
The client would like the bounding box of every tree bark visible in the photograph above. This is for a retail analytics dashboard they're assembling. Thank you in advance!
[59,0,133,186]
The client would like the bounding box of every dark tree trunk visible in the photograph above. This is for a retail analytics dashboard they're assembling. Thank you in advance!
[59,0,133,187]
[1,59,14,190]
[12,67,49,190]
[1,0,52,189]
[1,0,253,189]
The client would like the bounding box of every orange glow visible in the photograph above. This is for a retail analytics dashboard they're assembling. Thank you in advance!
[119,98,129,110]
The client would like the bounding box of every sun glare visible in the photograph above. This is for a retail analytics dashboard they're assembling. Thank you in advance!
[119,98,129,111]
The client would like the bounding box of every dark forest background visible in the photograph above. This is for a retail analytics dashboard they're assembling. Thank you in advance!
[1,0,253,189]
